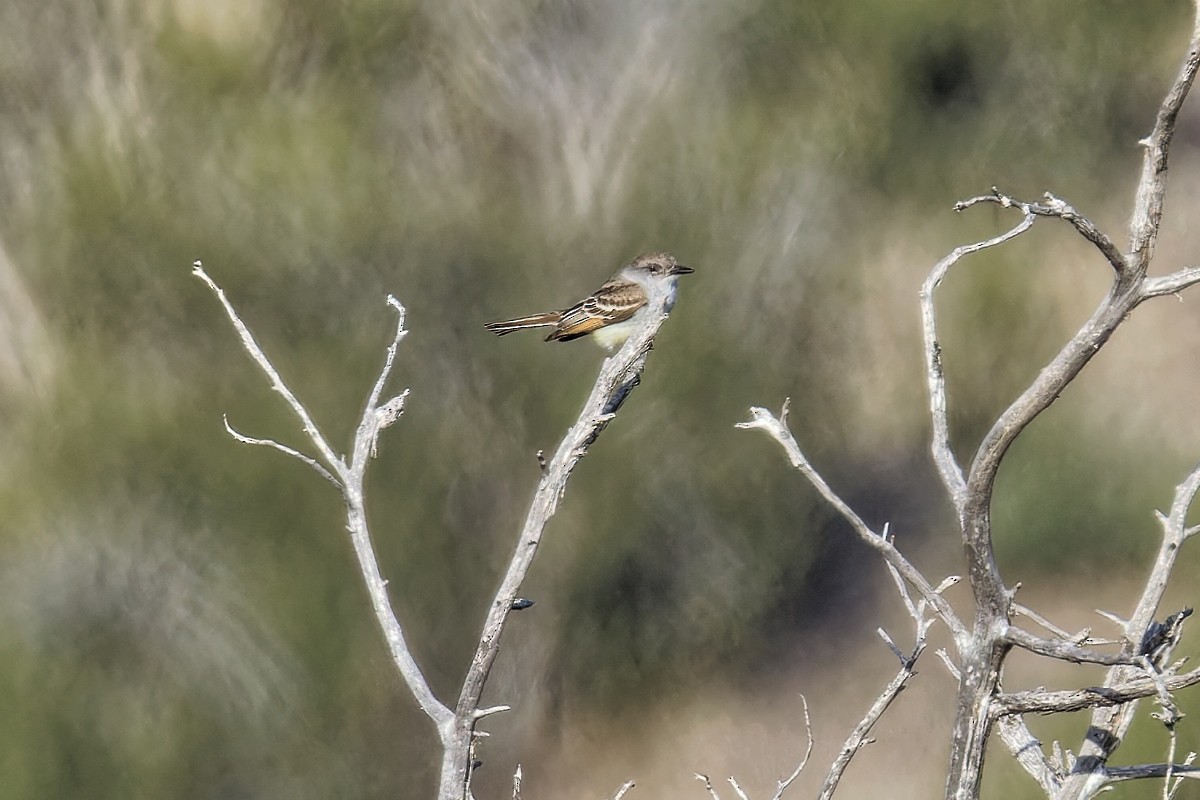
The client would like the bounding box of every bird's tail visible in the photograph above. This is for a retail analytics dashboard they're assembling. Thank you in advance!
[484,312,561,336]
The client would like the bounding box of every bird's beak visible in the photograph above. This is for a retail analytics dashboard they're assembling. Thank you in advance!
[671,264,695,275]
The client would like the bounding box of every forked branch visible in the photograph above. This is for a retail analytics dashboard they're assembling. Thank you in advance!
[193,262,450,733]
[198,259,685,800]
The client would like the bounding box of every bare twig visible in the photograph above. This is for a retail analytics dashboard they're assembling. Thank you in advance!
[936,648,961,680]
[736,404,966,645]
[727,778,751,800]
[193,262,346,478]
[1169,752,1198,799]
[1141,655,1183,727]
[694,696,812,800]
[474,705,512,720]
[956,190,1126,273]
[818,577,931,800]
[1013,603,1100,645]
[695,773,723,800]
[222,415,339,487]
[194,262,452,742]
[611,779,636,800]
[817,643,924,800]
[1164,721,1178,800]
[1129,2,1200,270]
[768,695,815,800]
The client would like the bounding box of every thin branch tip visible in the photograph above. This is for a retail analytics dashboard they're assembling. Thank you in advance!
[935,576,961,593]
[474,705,512,720]
[611,780,636,800]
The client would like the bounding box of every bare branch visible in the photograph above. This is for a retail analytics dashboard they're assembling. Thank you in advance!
[959,221,1146,613]
[1142,655,1183,728]
[1134,467,1200,637]
[611,780,636,800]
[769,695,814,800]
[943,179,1167,795]
[222,415,340,487]
[1164,717,1179,800]
[995,716,1061,795]
[700,696,813,800]
[916,191,1157,796]
[1129,7,1200,270]
[1013,603,1101,645]
[193,262,346,480]
[195,265,452,743]
[1059,463,1200,797]
[931,153,1200,795]
[920,209,1035,512]
[1003,627,1137,666]
[695,773,723,800]
[994,665,1200,716]
[473,705,511,720]
[365,296,407,416]
[352,297,409,469]
[936,648,961,680]
[883,557,921,623]
[861,29,1200,787]
[454,304,679,785]
[737,404,966,645]
[1099,762,1200,783]
[878,627,906,663]
[1096,608,1129,629]
[818,620,928,799]
[1169,752,1198,799]
[726,778,751,800]
[1142,265,1200,298]
[1039,193,1127,274]
[954,189,1125,273]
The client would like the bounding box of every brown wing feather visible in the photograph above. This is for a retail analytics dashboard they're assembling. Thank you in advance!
[548,278,647,341]
[484,312,560,336]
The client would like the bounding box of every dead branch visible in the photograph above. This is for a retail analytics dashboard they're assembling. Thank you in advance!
[736,403,966,645]
[193,263,451,735]
[197,259,681,800]
[920,210,1036,513]
[1056,463,1200,799]
[451,305,674,797]
[818,561,934,799]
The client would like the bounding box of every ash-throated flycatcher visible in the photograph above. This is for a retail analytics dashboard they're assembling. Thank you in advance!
[485,252,693,350]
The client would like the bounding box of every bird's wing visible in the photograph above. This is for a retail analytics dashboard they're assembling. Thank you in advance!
[550,278,647,341]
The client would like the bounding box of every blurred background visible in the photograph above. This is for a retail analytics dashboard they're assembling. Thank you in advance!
[3,0,1200,797]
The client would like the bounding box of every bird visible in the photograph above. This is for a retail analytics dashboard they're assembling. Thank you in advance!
[484,252,693,350]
